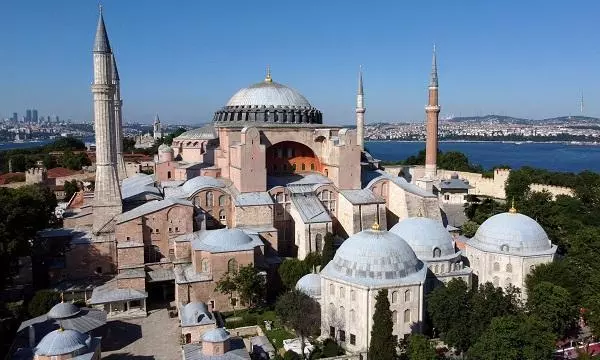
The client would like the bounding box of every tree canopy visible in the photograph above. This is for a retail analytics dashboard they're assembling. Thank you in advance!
[320,232,335,268]
[216,265,265,309]
[275,289,321,358]
[403,334,437,360]
[369,289,397,360]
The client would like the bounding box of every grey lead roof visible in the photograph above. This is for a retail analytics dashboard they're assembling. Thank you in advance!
[18,307,107,334]
[115,198,193,224]
[190,228,264,253]
[89,279,147,304]
[111,53,119,81]
[438,178,472,191]
[365,170,436,198]
[182,339,250,360]
[340,189,385,205]
[290,193,332,224]
[175,124,217,140]
[93,12,111,53]
[234,192,274,206]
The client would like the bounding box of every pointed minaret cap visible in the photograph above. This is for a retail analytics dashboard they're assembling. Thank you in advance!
[358,65,364,95]
[94,5,112,53]
[111,53,120,81]
[429,44,438,88]
[154,114,160,123]
[509,198,518,214]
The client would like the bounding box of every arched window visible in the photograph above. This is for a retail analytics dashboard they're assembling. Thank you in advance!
[433,248,441,258]
[350,290,356,301]
[391,291,398,304]
[167,171,172,179]
[403,309,411,323]
[493,276,500,287]
[227,258,238,273]
[315,234,323,253]
[493,262,500,272]
[529,264,536,272]
[501,244,510,252]
[350,309,355,323]
[440,264,445,273]
[219,195,226,206]
[391,310,397,325]
[329,283,334,295]
[434,264,439,274]
[339,306,345,322]
[202,259,210,272]
[404,289,411,302]
[506,263,512,273]
[339,287,345,299]
[219,210,226,223]
[311,163,315,170]
[206,191,214,207]
[506,277,512,286]
[301,163,306,171]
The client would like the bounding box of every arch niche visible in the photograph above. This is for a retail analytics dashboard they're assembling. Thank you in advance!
[266,141,322,176]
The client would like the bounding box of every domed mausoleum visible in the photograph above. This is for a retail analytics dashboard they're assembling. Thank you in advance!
[390,217,472,290]
[464,207,557,296]
[320,224,427,352]
[296,273,322,301]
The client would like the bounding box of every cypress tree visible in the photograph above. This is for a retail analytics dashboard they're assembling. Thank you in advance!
[321,232,335,268]
[369,289,397,360]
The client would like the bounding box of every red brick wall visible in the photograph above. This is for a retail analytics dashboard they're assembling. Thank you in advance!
[117,246,144,268]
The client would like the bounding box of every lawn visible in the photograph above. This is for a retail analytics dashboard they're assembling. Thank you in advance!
[222,307,295,351]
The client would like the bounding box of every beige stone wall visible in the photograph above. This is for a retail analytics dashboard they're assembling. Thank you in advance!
[336,193,356,237]
[233,204,273,227]
[529,183,574,199]
[175,240,191,261]
[117,246,144,268]
[117,277,145,291]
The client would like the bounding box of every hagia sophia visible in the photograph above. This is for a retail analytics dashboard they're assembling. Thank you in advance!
[15,9,557,360]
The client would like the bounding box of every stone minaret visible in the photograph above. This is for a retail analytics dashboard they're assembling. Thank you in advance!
[425,45,440,179]
[356,66,366,150]
[92,9,122,233]
[112,54,127,180]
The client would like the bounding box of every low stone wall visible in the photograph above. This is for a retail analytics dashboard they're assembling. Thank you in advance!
[320,353,367,360]
[227,325,265,338]
[529,183,574,199]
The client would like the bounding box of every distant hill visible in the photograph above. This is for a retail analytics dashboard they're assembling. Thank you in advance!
[447,114,600,125]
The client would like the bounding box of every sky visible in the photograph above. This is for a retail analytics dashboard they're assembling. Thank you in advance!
[0,0,599,125]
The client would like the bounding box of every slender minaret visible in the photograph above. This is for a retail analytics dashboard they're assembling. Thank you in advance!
[425,45,440,179]
[112,54,127,180]
[356,66,366,150]
[92,8,122,233]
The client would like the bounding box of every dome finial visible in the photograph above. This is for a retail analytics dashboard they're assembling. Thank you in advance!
[371,222,380,231]
[509,198,517,213]
[60,292,64,303]
[265,64,272,83]
[417,208,424,217]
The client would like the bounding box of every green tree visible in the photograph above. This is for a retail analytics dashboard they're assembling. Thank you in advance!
[278,258,311,290]
[63,180,79,202]
[320,233,335,268]
[163,127,186,146]
[427,279,471,353]
[28,290,61,317]
[527,281,577,338]
[283,350,301,360]
[369,289,397,360]
[275,290,321,358]
[233,265,265,308]
[460,220,479,237]
[215,273,238,315]
[42,154,57,169]
[468,315,555,360]
[405,334,436,360]
[525,260,582,304]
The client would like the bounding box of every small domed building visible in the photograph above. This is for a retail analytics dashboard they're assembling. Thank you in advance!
[320,224,427,352]
[32,328,101,360]
[390,217,472,290]
[296,273,322,302]
[464,207,557,296]
[182,327,251,360]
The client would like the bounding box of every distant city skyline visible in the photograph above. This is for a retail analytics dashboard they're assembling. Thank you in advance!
[0,0,599,125]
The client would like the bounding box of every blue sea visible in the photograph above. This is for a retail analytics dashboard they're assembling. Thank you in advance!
[1,139,598,173]
[366,141,600,173]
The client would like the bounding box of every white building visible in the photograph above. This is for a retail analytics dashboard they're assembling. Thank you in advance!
[319,224,427,352]
[389,217,472,291]
[464,208,557,297]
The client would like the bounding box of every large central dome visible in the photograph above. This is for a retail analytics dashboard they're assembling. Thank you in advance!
[226,81,312,108]
[213,72,323,127]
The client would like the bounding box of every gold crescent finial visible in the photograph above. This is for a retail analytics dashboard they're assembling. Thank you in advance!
[509,198,517,213]
[371,222,380,231]
[417,208,424,217]
[265,65,272,83]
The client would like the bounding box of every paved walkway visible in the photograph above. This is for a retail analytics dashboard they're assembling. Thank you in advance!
[101,307,180,360]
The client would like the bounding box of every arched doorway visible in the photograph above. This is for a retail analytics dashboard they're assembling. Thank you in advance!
[266,141,322,176]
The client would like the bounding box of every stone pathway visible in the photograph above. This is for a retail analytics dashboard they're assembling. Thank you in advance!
[101,308,180,360]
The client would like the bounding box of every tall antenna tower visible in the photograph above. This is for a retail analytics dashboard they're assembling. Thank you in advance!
[580,89,584,114]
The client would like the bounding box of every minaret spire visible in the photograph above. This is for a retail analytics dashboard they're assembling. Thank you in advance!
[424,44,441,179]
[112,53,127,180]
[356,65,366,150]
[92,7,122,232]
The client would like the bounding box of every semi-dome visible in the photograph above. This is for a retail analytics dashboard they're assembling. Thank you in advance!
[296,273,321,298]
[181,301,213,325]
[175,124,217,141]
[35,329,89,356]
[390,217,456,260]
[213,72,322,127]
[203,228,252,248]
[48,302,81,319]
[202,328,230,343]
[470,211,555,255]
[321,224,426,287]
